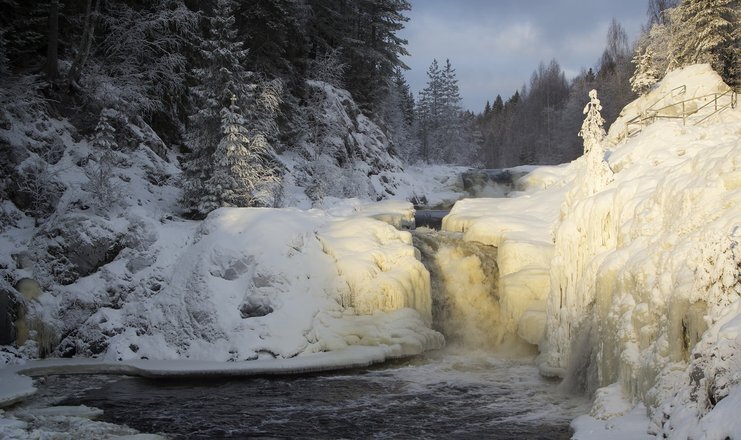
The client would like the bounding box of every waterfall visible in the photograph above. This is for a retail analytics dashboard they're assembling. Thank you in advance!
[413,228,508,349]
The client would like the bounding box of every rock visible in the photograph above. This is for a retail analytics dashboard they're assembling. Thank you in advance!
[36,215,125,284]
[0,288,22,345]
[240,296,274,318]
[126,255,155,274]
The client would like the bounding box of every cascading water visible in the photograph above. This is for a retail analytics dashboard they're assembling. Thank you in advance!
[412,227,511,349]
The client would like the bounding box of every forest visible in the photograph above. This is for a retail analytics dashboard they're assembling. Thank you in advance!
[0,0,738,217]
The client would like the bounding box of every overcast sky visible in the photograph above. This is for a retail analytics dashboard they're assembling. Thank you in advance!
[399,0,649,112]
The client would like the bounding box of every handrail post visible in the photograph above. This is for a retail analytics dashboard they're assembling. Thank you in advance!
[682,101,686,125]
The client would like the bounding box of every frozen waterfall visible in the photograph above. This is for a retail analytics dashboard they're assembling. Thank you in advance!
[413,228,533,352]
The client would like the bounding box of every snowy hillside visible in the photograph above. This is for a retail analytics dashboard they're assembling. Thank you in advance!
[444,64,740,438]
[0,76,465,369]
[281,81,412,208]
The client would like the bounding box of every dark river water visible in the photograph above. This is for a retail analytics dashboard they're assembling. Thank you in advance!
[22,348,591,439]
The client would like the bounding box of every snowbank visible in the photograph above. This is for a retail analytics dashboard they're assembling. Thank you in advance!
[60,207,442,362]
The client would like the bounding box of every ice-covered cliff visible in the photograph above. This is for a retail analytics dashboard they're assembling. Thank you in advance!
[445,64,740,438]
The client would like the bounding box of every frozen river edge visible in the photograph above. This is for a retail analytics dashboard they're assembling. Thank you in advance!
[0,345,413,408]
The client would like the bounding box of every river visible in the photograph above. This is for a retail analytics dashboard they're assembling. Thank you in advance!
[10,348,589,439]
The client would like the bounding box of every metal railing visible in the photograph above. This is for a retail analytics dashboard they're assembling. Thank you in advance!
[624,86,738,138]
[693,88,738,125]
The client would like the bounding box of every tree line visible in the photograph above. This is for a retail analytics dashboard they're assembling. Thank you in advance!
[0,0,413,216]
[0,0,736,209]
[399,0,737,168]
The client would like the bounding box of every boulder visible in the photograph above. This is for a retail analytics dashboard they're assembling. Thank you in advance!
[0,288,22,345]
[35,215,125,284]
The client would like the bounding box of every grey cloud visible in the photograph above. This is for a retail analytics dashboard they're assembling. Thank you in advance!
[400,0,647,110]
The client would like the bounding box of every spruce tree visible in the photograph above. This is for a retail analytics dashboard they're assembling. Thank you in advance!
[673,0,738,86]
[85,109,119,211]
[630,48,659,95]
[415,58,477,165]
[183,0,279,216]
[203,95,279,211]
[92,109,117,150]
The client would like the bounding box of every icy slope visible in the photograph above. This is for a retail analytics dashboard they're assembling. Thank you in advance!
[542,65,740,438]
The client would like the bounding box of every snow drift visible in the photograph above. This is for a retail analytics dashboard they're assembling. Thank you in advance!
[56,207,442,361]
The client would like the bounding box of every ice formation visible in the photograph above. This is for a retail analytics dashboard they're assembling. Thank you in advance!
[73,207,442,362]
[413,229,503,348]
[444,64,740,437]
[443,166,575,348]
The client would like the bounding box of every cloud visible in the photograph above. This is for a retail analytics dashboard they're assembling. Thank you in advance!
[399,0,647,111]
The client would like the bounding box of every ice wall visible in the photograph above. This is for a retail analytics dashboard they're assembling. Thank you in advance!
[539,65,740,436]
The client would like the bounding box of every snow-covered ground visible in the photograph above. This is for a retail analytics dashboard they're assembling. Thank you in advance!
[443,64,740,438]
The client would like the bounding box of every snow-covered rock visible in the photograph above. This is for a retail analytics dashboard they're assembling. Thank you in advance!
[55,207,441,362]
[281,80,406,206]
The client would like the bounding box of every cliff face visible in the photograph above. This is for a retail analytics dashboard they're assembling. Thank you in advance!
[541,64,740,437]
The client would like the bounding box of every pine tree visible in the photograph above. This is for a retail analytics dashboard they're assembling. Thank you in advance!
[630,48,659,95]
[189,0,252,148]
[673,0,738,86]
[415,59,442,163]
[492,95,504,113]
[92,109,118,150]
[97,1,197,115]
[306,0,411,116]
[183,0,274,216]
[203,96,279,211]
[383,68,417,163]
[236,0,309,81]
[85,109,120,211]
[415,58,477,165]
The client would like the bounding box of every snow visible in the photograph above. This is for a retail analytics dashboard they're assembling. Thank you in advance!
[441,64,741,438]
[442,163,576,348]
[1,63,738,439]
[0,101,450,440]
[61,207,442,363]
